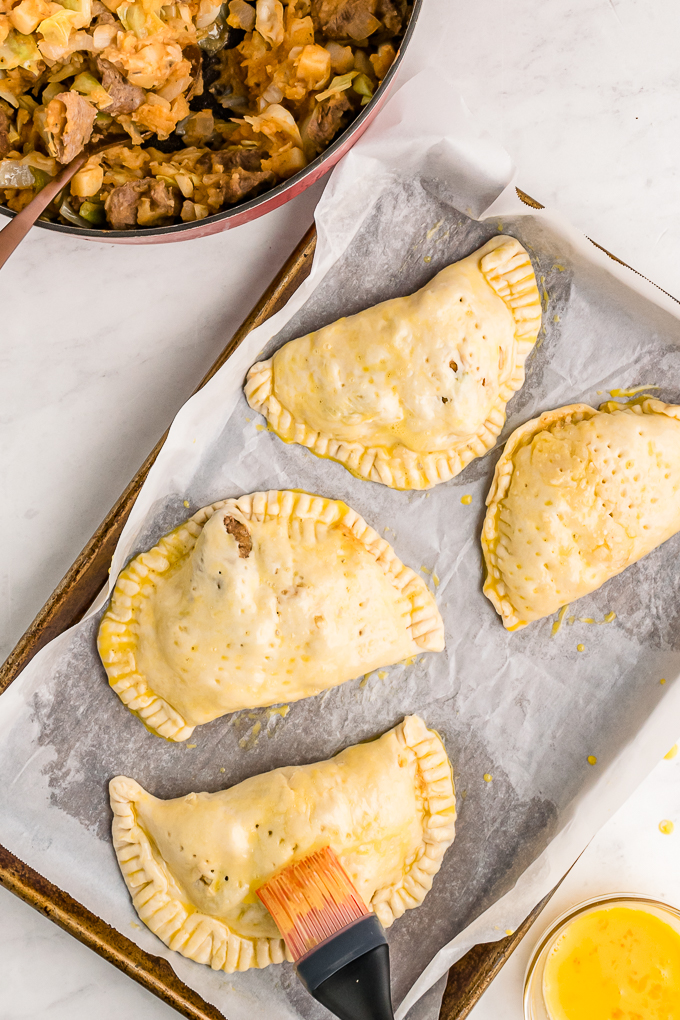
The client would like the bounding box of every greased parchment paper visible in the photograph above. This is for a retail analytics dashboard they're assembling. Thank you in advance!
[3,71,680,1020]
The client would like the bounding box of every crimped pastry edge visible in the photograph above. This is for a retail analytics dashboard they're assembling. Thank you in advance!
[244,235,542,490]
[481,398,680,630]
[109,715,456,973]
[98,491,445,740]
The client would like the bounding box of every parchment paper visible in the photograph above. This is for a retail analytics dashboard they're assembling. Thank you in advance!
[3,71,680,1020]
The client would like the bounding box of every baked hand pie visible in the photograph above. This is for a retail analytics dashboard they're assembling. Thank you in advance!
[245,236,541,490]
[98,490,444,740]
[482,399,680,629]
[110,715,456,973]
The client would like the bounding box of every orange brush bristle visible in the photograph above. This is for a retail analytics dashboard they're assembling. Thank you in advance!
[257,847,369,961]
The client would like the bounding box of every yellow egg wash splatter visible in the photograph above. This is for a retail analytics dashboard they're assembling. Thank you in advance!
[659,820,675,835]
[219,767,225,773]
[587,755,597,765]
[577,644,585,652]
[421,566,431,575]
[432,573,440,587]
[551,605,570,637]
[665,745,678,760]
[461,494,472,505]
[609,384,660,398]
[505,928,514,936]
[239,720,262,749]
[426,220,443,240]
[542,906,680,1020]
[186,743,197,749]
[378,671,388,680]
[266,704,289,720]
[483,773,493,783]
[423,255,432,263]
[183,500,190,508]
[255,423,266,431]
[575,612,617,627]
[661,678,667,685]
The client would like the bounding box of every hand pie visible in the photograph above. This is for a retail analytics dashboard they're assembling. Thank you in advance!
[98,490,444,740]
[245,236,541,490]
[110,716,456,973]
[482,399,680,629]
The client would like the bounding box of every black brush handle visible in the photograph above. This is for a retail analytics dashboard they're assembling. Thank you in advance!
[295,915,394,1020]
[312,944,394,1020]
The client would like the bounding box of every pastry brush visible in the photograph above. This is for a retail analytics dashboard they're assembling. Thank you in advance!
[257,846,394,1020]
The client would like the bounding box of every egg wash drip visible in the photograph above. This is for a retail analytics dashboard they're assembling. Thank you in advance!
[542,905,680,1020]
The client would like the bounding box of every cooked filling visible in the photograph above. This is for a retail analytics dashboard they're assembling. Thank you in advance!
[0,0,407,229]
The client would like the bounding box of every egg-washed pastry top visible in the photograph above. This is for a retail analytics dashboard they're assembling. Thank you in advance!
[98,490,444,740]
[110,715,456,973]
[245,236,542,490]
[482,399,680,629]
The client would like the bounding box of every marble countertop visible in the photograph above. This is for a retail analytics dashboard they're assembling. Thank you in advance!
[2,0,680,1017]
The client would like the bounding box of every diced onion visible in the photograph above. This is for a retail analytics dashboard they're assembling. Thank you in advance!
[0,159,35,188]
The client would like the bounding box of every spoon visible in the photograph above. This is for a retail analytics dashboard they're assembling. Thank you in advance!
[0,139,119,270]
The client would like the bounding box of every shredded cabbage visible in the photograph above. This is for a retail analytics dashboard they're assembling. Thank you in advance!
[315,72,358,103]
[71,71,112,108]
[0,29,42,72]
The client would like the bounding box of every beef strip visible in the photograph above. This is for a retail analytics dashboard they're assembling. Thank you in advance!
[45,92,97,163]
[375,0,406,35]
[305,90,352,151]
[208,166,276,207]
[224,516,252,558]
[0,108,10,159]
[312,0,380,40]
[96,57,145,116]
[198,146,268,174]
[105,178,180,229]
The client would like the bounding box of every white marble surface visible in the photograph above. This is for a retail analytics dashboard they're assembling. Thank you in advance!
[2,0,680,1017]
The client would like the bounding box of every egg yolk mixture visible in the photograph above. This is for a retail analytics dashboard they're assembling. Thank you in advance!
[542,906,680,1020]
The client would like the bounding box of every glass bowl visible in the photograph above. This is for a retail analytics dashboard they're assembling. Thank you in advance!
[523,893,680,1020]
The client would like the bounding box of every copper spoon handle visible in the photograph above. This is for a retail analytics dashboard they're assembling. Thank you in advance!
[0,151,89,271]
